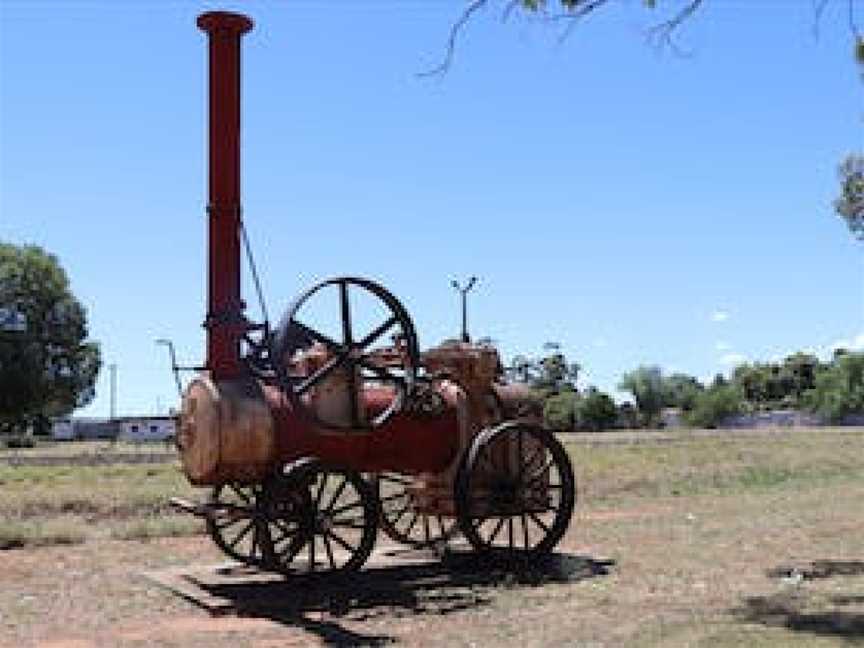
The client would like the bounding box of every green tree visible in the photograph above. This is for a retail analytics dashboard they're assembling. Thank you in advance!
[836,154,864,240]
[534,351,580,396]
[618,366,666,427]
[0,243,101,434]
[730,353,823,410]
[685,383,743,428]
[543,390,578,430]
[507,343,580,397]
[663,373,703,411]
[576,386,618,431]
[804,351,864,422]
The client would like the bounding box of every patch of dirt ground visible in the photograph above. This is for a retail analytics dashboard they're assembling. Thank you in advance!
[1,483,863,648]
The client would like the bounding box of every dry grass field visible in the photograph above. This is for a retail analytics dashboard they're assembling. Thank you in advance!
[0,428,862,647]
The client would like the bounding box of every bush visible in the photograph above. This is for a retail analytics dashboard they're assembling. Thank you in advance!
[576,388,618,431]
[3,435,35,449]
[543,391,578,431]
[803,353,864,422]
[685,385,743,428]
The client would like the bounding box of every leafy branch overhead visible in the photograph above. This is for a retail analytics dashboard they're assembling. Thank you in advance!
[836,154,864,240]
[425,0,864,77]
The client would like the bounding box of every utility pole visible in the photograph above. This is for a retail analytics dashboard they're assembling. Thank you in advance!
[451,276,477,343]
[109,363,117,421]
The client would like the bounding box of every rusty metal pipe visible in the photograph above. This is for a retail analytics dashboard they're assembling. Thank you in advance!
[197,11,253,379]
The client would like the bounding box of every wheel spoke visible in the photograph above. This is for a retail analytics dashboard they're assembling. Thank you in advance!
[521,513,529,549]
[358,358,405,385]
[517,430,524,484]
[226,520,254,550]
[213,513,251,530]
[229,484,251,504]
[404,512,419,537]
[330,498,363,516]
[294,353,349,395]
[381,473,412,486]
[288,319,340,351]
[322,531,336,569]
[522,443,546,477]
[330,520,368,530]
[357,316,397,350]
[313,472,329,510]
[339,281,354,346]
[508,517,514,549]
[487,517,506,544]
[325,476,350,514]
[326,529,358,553]
[528,511,551,533]
[391,505,410,528]
[524,459,555,486]
[379,491,410,504]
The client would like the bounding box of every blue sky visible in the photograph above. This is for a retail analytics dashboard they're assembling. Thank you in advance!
[1,1,862,416]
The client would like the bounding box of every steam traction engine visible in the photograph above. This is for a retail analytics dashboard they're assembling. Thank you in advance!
[175,11,576,575]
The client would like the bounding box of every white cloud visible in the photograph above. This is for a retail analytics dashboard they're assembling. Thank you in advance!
[714,341,731,352]
[829,333,864,353]
[710,310,730,323]
[720,352,748,366]
[593,337,608,349]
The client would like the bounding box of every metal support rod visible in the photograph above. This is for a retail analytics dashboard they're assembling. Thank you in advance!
[197,11,253,379]
[156,338,183,397]
[451,276,477,343]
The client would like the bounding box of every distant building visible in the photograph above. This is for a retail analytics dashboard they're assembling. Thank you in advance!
[51,419,74,440]
[117,416,176,442]
[50,417,117,440]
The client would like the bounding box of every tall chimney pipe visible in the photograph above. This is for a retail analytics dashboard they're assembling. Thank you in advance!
[197,11,253,380]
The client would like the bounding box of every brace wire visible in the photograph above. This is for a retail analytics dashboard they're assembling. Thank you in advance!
[240,220,270,326]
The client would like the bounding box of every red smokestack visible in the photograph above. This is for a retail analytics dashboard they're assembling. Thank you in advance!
[197,11,253,379]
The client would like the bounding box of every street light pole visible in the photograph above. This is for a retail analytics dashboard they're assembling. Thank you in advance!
[451,276,477,343]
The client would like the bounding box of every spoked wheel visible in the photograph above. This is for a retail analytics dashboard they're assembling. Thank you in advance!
[455,421,576,557]
[375,472,457,548]
[287,459,379,574]
[272,276,420,430]
[206,478,307,570]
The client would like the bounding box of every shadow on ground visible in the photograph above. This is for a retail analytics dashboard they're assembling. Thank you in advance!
[194,550,614,646]
[734,560,864,641]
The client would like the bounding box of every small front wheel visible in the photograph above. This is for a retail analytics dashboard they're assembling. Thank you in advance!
[455,421,576,556]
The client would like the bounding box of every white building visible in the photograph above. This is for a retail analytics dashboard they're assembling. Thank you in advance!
[51,419,75,440]
[118,416,176,442]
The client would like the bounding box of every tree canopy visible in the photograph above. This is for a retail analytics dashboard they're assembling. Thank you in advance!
[0,243,101,434]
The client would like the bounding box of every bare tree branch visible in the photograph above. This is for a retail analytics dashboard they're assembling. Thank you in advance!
[645,0,704,56]
[417,0,490,78]
[812,0,831,38]
[502,0,521,23]
[421,0,704,78]
[421,0,863,78]
[849,0,861,39]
